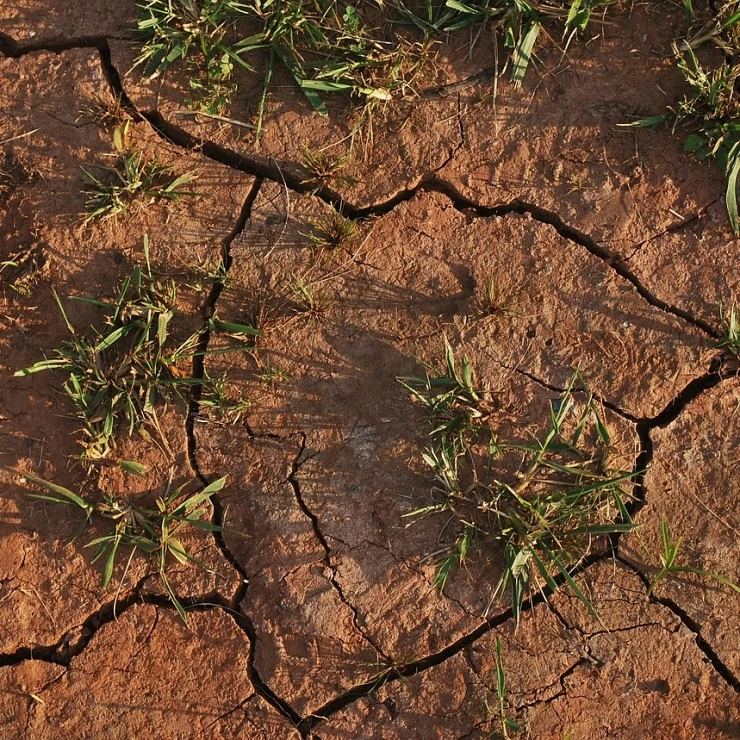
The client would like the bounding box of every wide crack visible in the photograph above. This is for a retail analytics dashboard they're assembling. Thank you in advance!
[296,545,613,733]
[0,578,217,669]
[0,33,131,58]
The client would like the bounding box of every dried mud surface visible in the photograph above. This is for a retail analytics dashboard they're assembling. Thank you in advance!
[1,2,738,738]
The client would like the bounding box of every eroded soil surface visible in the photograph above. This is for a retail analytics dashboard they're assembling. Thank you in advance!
[1,2,738,738]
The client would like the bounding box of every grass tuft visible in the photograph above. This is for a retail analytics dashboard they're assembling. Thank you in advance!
[20,464,227,623]
[647,517,740,595]
[400,345,637,625]
[306,211,360,252]
[82,123,197,224]
[15,239,257,459]
[624,4,740,233]
[714,301,740,355]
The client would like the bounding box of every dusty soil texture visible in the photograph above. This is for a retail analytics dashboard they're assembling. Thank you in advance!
[1,1,739,738]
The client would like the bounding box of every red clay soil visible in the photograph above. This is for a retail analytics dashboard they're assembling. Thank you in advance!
[1,1,738,738]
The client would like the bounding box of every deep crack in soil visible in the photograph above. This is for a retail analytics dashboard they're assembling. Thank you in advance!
[178,177,304,728]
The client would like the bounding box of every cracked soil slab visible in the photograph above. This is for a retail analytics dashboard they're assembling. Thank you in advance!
[1,4,738,737]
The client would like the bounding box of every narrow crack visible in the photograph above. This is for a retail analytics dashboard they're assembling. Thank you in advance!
[427,93,466,174]
[619,196,721,264]
[185,175,263,482]
[448,192,721,340]
[616,555,739,691]
[500,360,724,544]
[515,657,592,712]
[0,588,305,728]
[203,595,305,730]
[184,176,263,612]
[287,435,391,662]
[203,693,253,733]
[326,532,478,619]
[419,68,496,99]
[297,546,614,733]
[292,329,731,728]
[3,35,724,349]
[173,175,303,730]
[508,364,640,424]
[549,600,669,642]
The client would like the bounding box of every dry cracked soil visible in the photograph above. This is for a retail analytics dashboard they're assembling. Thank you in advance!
[0,1,738,738]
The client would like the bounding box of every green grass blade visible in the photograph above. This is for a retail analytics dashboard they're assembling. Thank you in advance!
[161,571,188,624]
[676,567,740,593]
[725,152,740,235]
[14,358,70,376]
[22,473,93,513]
[512,22,541,87]
[101,531,122,587]
[208,318,259,335]
[541,543,604,626]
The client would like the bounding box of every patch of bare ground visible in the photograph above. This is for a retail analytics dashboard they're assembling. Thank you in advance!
[318,563,739,739]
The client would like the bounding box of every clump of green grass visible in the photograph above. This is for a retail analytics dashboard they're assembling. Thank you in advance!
[714,301,739,355]
[474,276,516,319]
[198,372,251,422]
[254,357,290,384]
[306,211,360,252]
[647,517,740,595]
[286,275,334,322]
[15,240,257,459]
[82,124,197,224]
[399,340,488,455]
[625,4,740,233]
[399,0,614,86]
[683,0,740,54]
[300,144,352,187]
[399,344,636,624]
[132,1,613,136]
[134,0,252,115]
[20,462,227,622]
[82,152,197,223]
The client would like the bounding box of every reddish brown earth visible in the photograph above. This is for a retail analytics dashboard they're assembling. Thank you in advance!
[1,1,738,738]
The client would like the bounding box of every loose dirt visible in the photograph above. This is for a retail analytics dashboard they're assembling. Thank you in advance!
[1,2,738,738]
